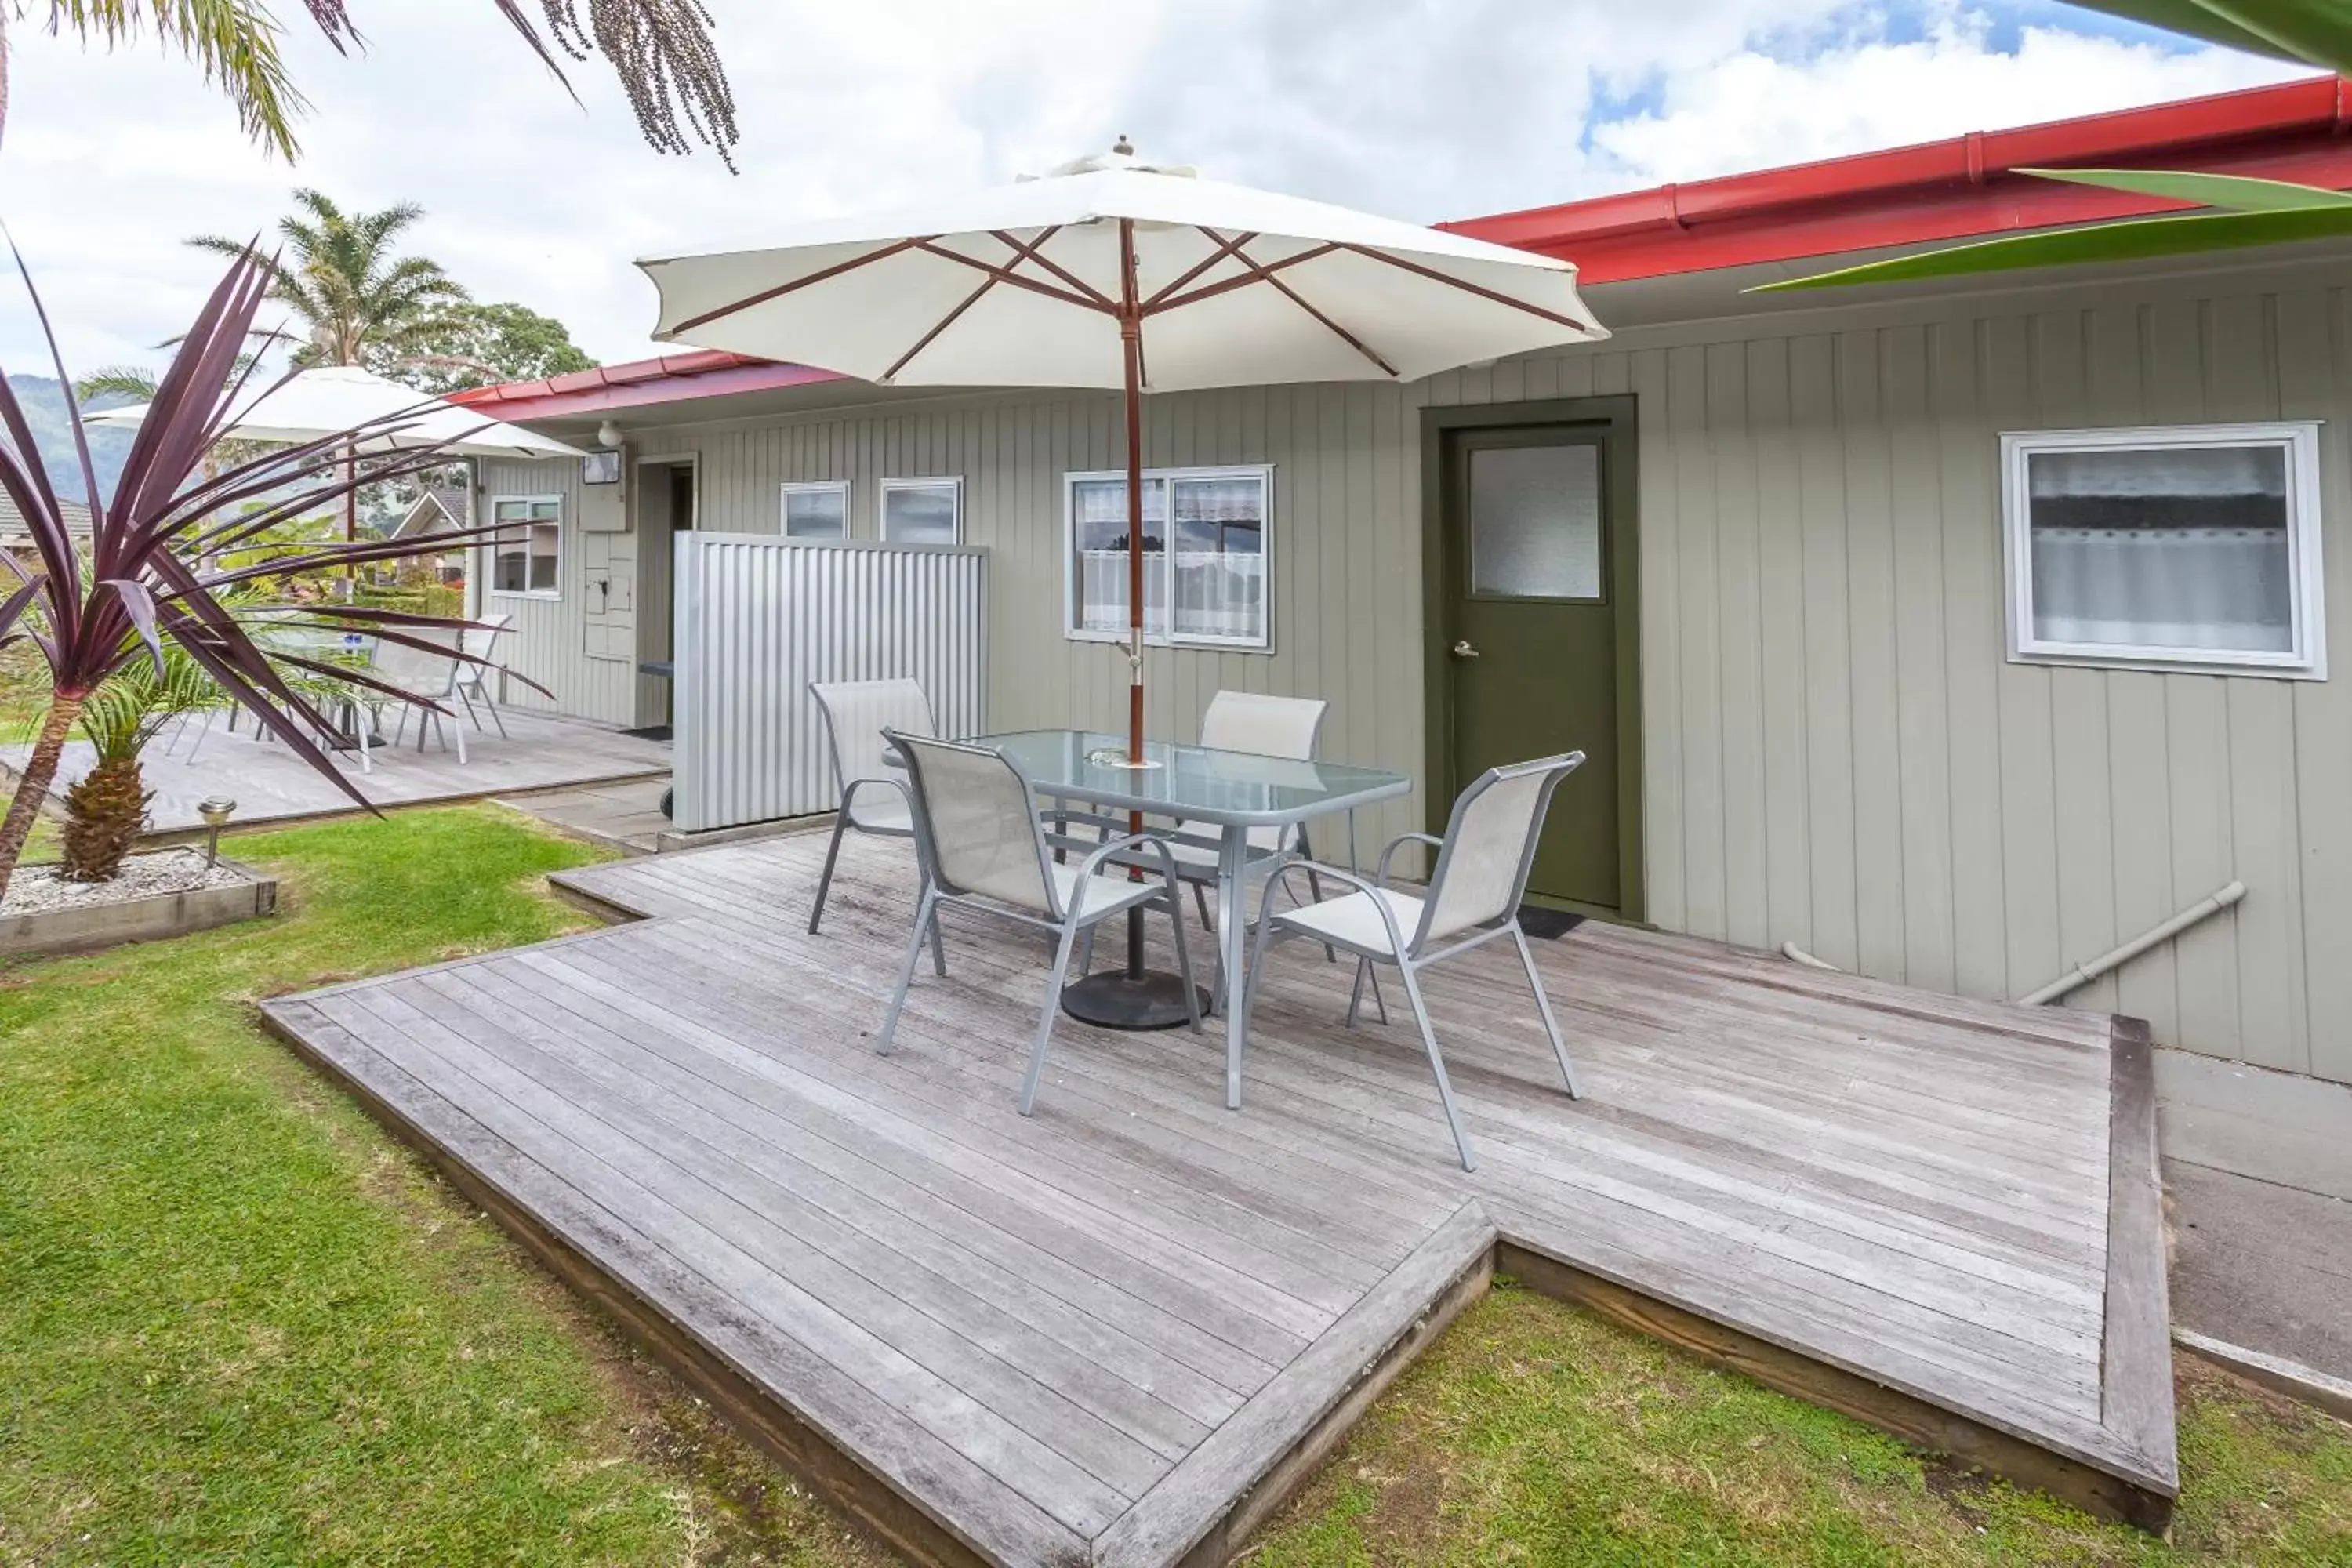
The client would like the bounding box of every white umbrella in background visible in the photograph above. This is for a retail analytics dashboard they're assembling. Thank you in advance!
[637,141,1608,1024]
[91,364,586,546]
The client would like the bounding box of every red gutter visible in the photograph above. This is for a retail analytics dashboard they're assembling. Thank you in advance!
[1444,74,2352,283]
[449,348,842,422]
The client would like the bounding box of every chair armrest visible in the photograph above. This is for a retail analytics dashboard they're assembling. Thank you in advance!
[1249,858,1415,959]
[1076,829,1181,884]
[837,776,913,822]
[1376,831,1445,889]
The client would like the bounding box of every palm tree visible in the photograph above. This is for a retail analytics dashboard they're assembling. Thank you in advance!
[0,2,736,165]
[190,192,473,374]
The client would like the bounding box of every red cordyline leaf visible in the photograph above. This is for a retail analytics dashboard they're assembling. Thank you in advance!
[0,245,545,815]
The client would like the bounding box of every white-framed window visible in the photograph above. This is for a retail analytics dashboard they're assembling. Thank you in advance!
[1065,465,1271,650]
[880,476,963,545]
[488,495,562,597]
[2002,423,2326,679]
[782,481,850,539]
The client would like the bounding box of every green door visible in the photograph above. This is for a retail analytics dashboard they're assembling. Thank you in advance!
[1439,423,1624,913]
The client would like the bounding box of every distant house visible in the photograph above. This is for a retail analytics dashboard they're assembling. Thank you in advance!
[448,77,2352,1178]
[386,485,469,586]
[0,491,91,567]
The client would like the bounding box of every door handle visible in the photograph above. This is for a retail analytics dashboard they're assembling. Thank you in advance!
[1451,640,1481,659]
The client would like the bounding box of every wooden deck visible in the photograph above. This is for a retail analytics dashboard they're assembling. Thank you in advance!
[260,830,2175,1566]
[5,709,670,833]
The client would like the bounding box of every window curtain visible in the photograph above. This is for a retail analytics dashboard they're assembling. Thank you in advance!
[2026,445,2293,652]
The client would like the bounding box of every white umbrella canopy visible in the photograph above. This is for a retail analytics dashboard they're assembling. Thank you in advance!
[90,365,586,460]
[639,147,1606,391]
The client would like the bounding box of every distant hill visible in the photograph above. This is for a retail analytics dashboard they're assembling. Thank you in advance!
[9,374,133,506]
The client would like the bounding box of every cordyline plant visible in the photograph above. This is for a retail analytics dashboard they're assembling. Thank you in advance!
[0,245,535,901]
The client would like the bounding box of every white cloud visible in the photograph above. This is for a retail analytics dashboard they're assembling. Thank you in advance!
[0,1,2315,379]
[1588,14,2307,185]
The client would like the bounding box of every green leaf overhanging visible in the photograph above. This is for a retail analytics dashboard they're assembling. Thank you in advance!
[1749,203,2352,292]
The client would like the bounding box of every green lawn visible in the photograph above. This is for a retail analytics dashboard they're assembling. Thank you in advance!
[3,806,2347,1566]
[0,807,884,1566]
[1247,1280,2352,1566]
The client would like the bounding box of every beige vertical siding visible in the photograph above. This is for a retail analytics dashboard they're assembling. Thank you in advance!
[476,455,639,726]
[1512,270,2352,1086]
[589,384,1438,855]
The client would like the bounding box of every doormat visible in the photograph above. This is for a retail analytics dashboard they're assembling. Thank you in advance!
[1519,906,1584,940]
[622,724,673,742]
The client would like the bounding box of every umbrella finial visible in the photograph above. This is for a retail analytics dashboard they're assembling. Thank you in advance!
[1112,133,1134,156]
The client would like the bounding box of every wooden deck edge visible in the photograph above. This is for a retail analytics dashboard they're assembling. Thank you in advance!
[253,1000,1043,1568]
[545,871,656,927]
[2101,1017,2182,1502]
[1094,1204,1500,1568]
[2173,1329,2352,1425]
[1495,1240,2178,1535]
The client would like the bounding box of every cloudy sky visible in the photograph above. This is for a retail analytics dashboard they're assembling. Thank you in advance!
[0,0,2312,378]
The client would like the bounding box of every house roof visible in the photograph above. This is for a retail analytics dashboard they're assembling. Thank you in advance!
[391,484,470,537]
[454,74,2352,424]
[0,490,93,550]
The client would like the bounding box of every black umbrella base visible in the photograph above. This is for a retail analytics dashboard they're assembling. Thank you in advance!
[1061,968,1208,1031]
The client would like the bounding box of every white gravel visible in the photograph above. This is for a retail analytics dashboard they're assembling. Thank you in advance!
[2,848,253,918]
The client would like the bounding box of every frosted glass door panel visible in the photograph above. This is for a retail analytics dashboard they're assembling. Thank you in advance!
[1469,442,1601,600]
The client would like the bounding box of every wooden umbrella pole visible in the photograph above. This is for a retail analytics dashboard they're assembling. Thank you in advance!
[1120,217,1145,763]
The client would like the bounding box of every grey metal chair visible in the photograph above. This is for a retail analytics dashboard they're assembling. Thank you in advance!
[1169,690,1335,927]
[877,731,1202,1116]
[808,680,940,973]
[1236,752,1587,1171]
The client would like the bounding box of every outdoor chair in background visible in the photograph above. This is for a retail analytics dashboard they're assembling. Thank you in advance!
[1118,690,1339,1003]
[875,731,1201,1116]
[808,679,943,973]
[1235,751,1587,1171]
[376,627,471,764]
[451,614,512,737]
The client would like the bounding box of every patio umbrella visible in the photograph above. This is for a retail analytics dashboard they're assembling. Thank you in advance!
[92,365,586,547]
[637,142,1609,763]
[637,143,1608,1026]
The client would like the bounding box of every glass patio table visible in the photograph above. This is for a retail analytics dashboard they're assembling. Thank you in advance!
[960,728,1412,1111]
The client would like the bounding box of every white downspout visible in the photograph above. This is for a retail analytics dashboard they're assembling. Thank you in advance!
[2018,880,2247,1006]
[1777,878,2249,1008]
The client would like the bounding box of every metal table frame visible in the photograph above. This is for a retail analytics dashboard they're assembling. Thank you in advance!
[953,730,1411,1109]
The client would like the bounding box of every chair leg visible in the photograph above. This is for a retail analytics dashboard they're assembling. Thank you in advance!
[1294,825,1337,964]
[1346,958,1390,1028]
[1234,912,1283,1095]
[874,885,939,1055]
[1397,960,1478,1172]
[480,685,508,739]
[1192,882,1214,931]
[927,880,948,978]
[1076,926,1095,978]
[1018,917,1086,1116]
[1163,888,1203,1033]
[808,813,851,934]
[1512,925,1581,1098]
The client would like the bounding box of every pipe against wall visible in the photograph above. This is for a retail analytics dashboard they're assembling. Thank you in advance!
[2019,880,2249,1006]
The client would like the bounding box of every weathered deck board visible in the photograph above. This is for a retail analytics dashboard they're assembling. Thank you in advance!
[261,829,2176,1563]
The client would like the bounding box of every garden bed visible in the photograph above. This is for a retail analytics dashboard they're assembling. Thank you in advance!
[1,848,276,957]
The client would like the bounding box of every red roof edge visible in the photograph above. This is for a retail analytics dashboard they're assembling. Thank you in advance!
[1443,74,2352,284]
[449,348,844,422]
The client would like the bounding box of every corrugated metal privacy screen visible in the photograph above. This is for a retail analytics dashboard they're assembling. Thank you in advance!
[672,535,987,833]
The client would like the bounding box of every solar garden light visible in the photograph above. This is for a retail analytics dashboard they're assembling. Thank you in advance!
[198,797,236,868]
